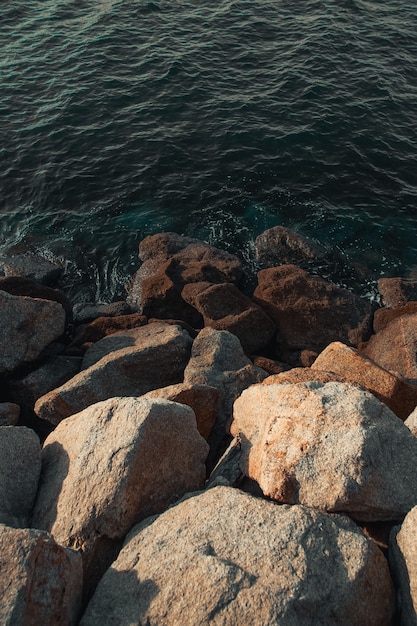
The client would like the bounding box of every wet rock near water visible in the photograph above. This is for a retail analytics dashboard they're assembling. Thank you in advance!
[2,252,63,286]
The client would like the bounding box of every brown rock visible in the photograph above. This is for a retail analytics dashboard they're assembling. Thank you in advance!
[32,397,208,596]
[262,367,352,386]
[232,381,417,521]
[0,403,20,426]
[0,524,82,625]
[360,313,417,384]
[0,276,73,322]
[251,356,290,375]
[255,225,325,268]
[253,264,373,364]
[142,383,220,440]
[373,301,417,333]
[378,277,417,308]
[312,341,417,419]
[69,313,148,350]
[81,486,394,626]
[182,281,276,354]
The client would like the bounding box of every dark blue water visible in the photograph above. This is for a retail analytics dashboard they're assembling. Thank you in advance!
[1,1,417,302]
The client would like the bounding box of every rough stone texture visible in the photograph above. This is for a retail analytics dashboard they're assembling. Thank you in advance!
[2,253,63,285]
[360,313,417,384]
[405,408,417,437]
[34,323,193,425]
[0,402,20,426]
[206,438,243,488]
[182,281,276,354]
[72,301,132,324]
[231,381,417,521]
[138,232,202,262]
[0,276,73,322]
[251,356,290,375]
[68,313,148,350]
[81,486,394,626]
[0,291,66,374]
[0,524,82,626]
[32,397,208,594]
[312,341,417,420]
[253,264,373,364]
[389,506,417,625]
[373,302,417,333]
[141,383,220,440]
[255,225,326,269]
[0,426,41,528]
[378,277,417,308]
[262,367,353,387]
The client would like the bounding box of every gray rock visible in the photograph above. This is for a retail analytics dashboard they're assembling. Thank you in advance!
[0,403,20,426]
[0,426,41,528]
[0,524,82,626]
[72,301,132,323]
[389,506,417,625]
[232,381,417,521]
[2,253,63,285]
[34,323,193,425]
[0,290,66,373]
[81,486,394,626]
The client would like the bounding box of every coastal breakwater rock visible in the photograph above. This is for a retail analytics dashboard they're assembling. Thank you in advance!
[389,505,417,625]
[81,486,394,626]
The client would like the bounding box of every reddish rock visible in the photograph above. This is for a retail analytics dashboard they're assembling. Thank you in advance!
[312,342,417,420]
[255,225,325,269]
[69,314,148,349]
[253,264,373,364]
[182,282,276,354]
[378,277,417,308]
[373,302,417,333]
[262,367,352,387]
[251,356,290,375]
[138,232,202,262]
[360,313,417,384]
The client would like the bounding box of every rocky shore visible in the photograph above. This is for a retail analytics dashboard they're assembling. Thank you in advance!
[1,227,417,625]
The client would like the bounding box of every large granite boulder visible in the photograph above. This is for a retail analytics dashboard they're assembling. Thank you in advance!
[182,281,276,354]
[2,252,63,285]
[389,505,417,625]
[360,313,417,384]
[72,301,132,323]
[373,301,417,333]
[34,323,192,425]
[0,524,82,626]
[255,225,326,269]
[231,381,417,521]
[32,397,208,596]
[0,426,41,528]
[378,277,417,308]
[68,313,147,351]
[0,276,72,322]
[81,486,394,626]
[253,264,373,364]
[0,290,66,374]
[312,341,417,420]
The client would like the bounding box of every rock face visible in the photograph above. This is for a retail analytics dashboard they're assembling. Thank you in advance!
[0,290,66,373]
[312,341,417,420]
[253,264,373,364]
[390,506,417,625]
[32,397,208,591]
[0,524,82,626]
[231,381,417,521]
[360,313,417,384]
[0,426,41,528]
[34,323,193,425]
[81,486,394,626]
[378,277,417,308]
[182,282,276,354]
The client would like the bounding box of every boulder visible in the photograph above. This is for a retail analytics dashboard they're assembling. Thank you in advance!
[389,506,417,625]
[72,301,132,323]
[0,277,72,322]
[405,408,417,438]
[255,225,326,269]
[68,313,148,350]
[34,323,192,425]
[360,313,417,384]
[250,356,290,375]
[32,397,208,596]
[0,524,82,626]
[0,426,41,528]
[312,341,417,420]
[138,232,202,262]
[231,381,417,521]
[81,486,394,626]
[373,302,417,333]
[2,252,63,285]
[141,383,220,440]
[0,402,20,426]
[378,277,417,308]
[253,265,373,364]
[262,367,351,387]
[0,291,66,374]
[182,282,276,354]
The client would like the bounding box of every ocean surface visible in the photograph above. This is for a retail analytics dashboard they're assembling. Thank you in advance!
[1,0,417,303]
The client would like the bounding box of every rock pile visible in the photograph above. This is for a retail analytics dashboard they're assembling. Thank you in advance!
[1,228,417,624]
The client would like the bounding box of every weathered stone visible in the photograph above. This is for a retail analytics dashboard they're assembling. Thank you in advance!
[0,276,73,322]
[360,313,417,384]
[378,277,417,308]
[32,397,208,595]
[255,225,326,269]
[141,383,220,440]
[262,367,351,387]
[81,486,394,626]
[389,506,417,625]
[0,426,41,528]
[253,264,373,364]
[232,381,417,521]
[138,232,203,263]
[0,291,66,374]
[68,313,148,350]
[251,355,290,374]
[405,408,417,437]
[182,282,276,354]
[373,302,417,333]
[2,252,63,285]
[0,524,82,626]
[0,403,20,426]
[34,323,192,425]
[206,438,243,488]
[312,341,417,420]
[72,301,132,323]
